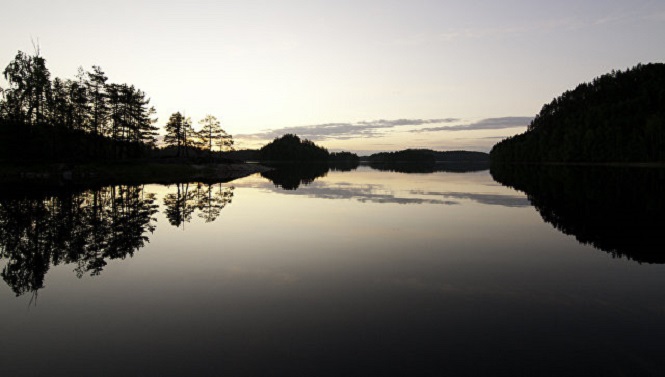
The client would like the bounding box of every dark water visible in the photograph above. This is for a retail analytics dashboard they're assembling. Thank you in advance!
[1,165,664,376]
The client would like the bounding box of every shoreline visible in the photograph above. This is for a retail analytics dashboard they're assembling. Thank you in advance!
[0,161,272,186]
[489,161,665,168]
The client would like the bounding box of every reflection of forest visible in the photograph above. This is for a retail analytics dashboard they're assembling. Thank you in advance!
[0,182,235,296]
[261,164,330,190]
[0,186,157,296]
[163,183,234,227]
[491,164,665,263]
[368,161,489,173]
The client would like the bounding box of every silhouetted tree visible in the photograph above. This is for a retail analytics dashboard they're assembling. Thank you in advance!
[1,49,51,124]
[86,65,108,136]
[71,67,91,132]
[198,115,223,153]
[215,131,234,153]
[0,49,158,161]
[164,112,187,157]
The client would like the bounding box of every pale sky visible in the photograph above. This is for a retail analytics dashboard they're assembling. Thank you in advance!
[2,0,664,153]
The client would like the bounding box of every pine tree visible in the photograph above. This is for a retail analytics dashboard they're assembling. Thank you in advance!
[86,65,108,136]
[198,115,222,153]
[164,112,196,157]
[164,112,186,157]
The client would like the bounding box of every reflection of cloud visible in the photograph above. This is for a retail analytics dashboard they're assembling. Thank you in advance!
[411,117,533,133]
[243,180,459,205]
[237,180,529,208]
[236,118,459,141]
[296,185,461,205]
[410,190,531,207]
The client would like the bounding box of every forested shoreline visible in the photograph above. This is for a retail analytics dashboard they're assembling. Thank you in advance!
[0,50,159,161]
[10,47,647,170]
[0,49,234,163]
[490,63,665,163]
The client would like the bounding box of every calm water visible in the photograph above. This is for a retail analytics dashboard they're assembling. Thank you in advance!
[1,165,664,376]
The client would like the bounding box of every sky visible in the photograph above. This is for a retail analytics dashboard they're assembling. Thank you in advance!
[1,0,664,153]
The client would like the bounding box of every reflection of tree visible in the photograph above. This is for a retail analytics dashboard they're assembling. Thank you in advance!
[261,163,329,190]
[491,164,665,263]
[197,183,234,223]
[369,161,489,173]
[329,160,360,172]
[163,183,196,227]
[0,186,157,296]
[163,182,234,226]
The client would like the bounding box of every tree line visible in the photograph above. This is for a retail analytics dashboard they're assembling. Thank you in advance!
[0,49,159,160]
[162,113,233,159]
[0,48,234,162]
[257,134,359,164]
[366,149,489,164]
[490,63,665,163]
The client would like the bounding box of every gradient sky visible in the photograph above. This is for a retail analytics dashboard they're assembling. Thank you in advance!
[2,0,664,152]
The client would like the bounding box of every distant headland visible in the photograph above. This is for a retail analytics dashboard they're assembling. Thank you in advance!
[490,63,665,164]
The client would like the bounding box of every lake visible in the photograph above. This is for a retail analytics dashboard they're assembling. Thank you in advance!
[1,164,664,376]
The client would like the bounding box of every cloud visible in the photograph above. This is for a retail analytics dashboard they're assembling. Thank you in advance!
[411,116,533,133]
[435,10,654,43]
[438,26,528,41]
[645,11,665,21]
[236,118,459,141]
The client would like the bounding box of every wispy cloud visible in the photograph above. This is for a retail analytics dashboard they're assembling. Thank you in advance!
[438,26,529,42]
[644,11,665,21]
[434,7,663,44]
[236,118,459,141]
[411,117,533,133]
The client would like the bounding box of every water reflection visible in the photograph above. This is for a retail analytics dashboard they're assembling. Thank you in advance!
[259,161,489,190]
[491,164,665,263]
[163,182,234,227]
[248,167,530,207]
[368,161,489,173]
[0,182,235,296]
[0,185,157,296]
[261,163,330,190]
[3,169,665,376]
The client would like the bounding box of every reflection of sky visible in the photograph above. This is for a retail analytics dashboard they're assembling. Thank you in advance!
[3,169,665,376]
[235,167,530,207]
